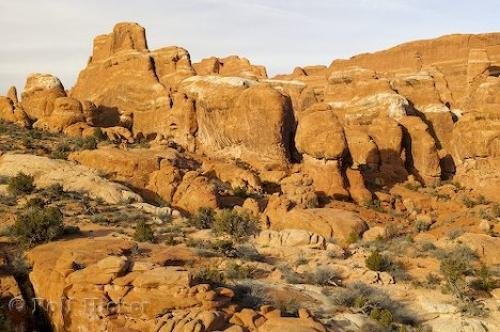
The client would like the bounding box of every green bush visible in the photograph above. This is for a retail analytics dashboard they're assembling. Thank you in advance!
[164,234,178,246]
[470,264,497,292]
[370,308,393,327]
[365,251,391,272]
[364,199,385,212]
[273,298,300,317]
[10,206,64,247]
[224,262,254,280]
[74,136,98,150]
[233,186,251,199]
[43,184,65,200]
[93,127,107,142]
[188,207,215,229]
[193,267,224,285]
[329,282,417,327]
[209,239,238,257]
[305,266,340,286]
[7,173,35,195]
[24,197,45,208]
[491,204,500,218]
[133,221,154,242]
[50,142,72,159]
[213,209,259,241]
[462,197,477,208]
[439,245,477,298]
[345,231,360,245]
[415,220,431,233]
[236,244,264,262]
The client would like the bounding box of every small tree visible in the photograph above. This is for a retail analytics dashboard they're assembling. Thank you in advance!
[7,173,35,195]
[10,206,64,247]
[365,250,390,272]
[188,207,215,229]
[133,221,154,242]
[213,209,259,241]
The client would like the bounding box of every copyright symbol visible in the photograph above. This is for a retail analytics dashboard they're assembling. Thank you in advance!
[8,297,25,312]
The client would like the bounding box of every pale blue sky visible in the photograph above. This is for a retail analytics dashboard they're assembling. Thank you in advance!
[0,0,498,93]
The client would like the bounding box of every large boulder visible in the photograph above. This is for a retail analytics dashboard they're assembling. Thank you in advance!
[264,197,367,242]
[193,55,267,79]
[0,154,142,204]
[180,77,295,170]
[26,237,233,331]
[69,146,182,202]
[151,46,196,89]
[398,116,441,185]
[295,109,346,160]
[70,22,169,119]
[172,171,219,214]
[33,97,85,133]
[20,73,66,120]
[0,96,30,126]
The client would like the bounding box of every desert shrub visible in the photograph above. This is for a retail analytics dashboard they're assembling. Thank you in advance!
[447,228,464,240]
[231,282,270,309]
[93,127,107,141]
[294,252,309,266]
[193,267,224,285]
[345,231,360,245]
[0,194,17,206]
[477,195,489,205]
[24,197,45,208]
[365,250,391,272]
[10,206,64,247]
[236,244,264,262]
[384,223,400,239]
[233,186,252,199]
[63,225,81,235]
[388,260,410,282]
[133,221,154,242]
[50,142,72,159]
[305,266,340,286]
[224,262,254,280]
[188,207,215,229]
[74,136,98,150]
[469,264,497,293]
[7,173,35,195]
[212,209,259,241]
[329,282,417,327]
[491,204,500,218]
[369,308,393,327]
[420,241,436,252]
[185,238,209,249]
[403,182,421,191]
[164,234,178,246]
[305,196,319,209]
[439,245,478,298]
[415,220,431,233]
[462,197,477,208]
[43,183,65,200]
[424,273,441,289]
[278,264,302,284]
[273,298,300,317]
[209,239,238,258]
[364,199,385,212]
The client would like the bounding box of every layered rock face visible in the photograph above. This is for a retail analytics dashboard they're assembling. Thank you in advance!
[2,23,499,201]
[69,23,292,170]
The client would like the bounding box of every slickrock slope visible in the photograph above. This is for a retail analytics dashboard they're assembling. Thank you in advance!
[1,22,500,332]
